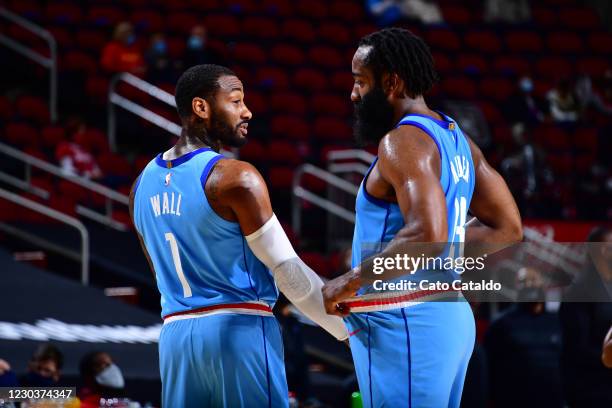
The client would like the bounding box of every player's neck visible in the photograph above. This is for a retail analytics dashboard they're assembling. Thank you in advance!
[163,134,214,160]
[393,96,440,123]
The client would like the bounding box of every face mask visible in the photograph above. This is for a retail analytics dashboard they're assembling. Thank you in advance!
[153,40,167,54]
[520,78,533,93]
[95,364,125,389]
[188,35,204,50]
[23,372,56,387]
[126,34,136,46]
[517,287,545,302]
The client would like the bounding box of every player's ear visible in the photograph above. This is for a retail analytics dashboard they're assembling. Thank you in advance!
[192,97,210,120]
[385,73,405,98]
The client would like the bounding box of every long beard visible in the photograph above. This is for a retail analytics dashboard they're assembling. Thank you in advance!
[353,87,395,146]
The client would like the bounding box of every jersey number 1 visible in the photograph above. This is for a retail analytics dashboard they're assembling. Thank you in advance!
[165,233,193,298]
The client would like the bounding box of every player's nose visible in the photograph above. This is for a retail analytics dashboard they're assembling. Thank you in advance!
[350,88,360,103]
[241,105,252,121]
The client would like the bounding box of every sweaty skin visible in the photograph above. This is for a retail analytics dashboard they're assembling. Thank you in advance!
[129,75,270,275]
[322,46,523,316]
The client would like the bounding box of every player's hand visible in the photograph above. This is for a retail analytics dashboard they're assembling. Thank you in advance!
[322,268,361,317]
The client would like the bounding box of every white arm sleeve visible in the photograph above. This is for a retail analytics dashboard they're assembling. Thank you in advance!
[245,214,349,340]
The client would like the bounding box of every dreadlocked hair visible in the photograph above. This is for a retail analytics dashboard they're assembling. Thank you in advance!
[359,27,439,97]
[175,64,236,119]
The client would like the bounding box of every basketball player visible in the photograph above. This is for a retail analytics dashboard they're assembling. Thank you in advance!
[130,65,348,408]
[322,28,523,408]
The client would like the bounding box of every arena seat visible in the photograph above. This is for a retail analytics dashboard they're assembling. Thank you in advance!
[4,122,40,150]
[130,10,165,32]
[270,43,306,66]
[295,0,329,20]
[204,14,241,37]
[16,96,49,125]
[464,30,502,54]
[267,141,303,165]
[558,7,600,30]
[329,1,365,22]
[270,115,310,141]
[313,117,351,142]
[441,76,477,100]
[267,166,295,189]
[242,16,279,40]
[425,28,462,52]
[457,54,489,75]
[270,92,307,115]
[292,68,328,93]
[40,125,67,149]
[310,93,351,117]
[317,22,352,46]
[281,19,317,44]
[505,31,543,53]
[492,56,530,76]
[478,78,514,102]
[255,66,290,90]
[546,32,583,54]
[86,6,126,27]
[308,46,344,69]
[231,42,267,65]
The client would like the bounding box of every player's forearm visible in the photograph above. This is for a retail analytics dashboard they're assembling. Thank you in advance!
[245,214,348,340]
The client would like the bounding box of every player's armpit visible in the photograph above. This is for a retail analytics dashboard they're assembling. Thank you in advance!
[464,137,523,248]
[207,159,273,235]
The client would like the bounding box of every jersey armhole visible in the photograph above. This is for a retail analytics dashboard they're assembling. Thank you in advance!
[200,155,224,188]
[397,120,442,160]
[199,155,239,228]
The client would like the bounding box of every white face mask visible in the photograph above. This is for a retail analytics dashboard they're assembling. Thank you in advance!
[95,364,125,389]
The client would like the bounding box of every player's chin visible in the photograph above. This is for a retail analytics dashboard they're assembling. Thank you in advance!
[227,132,248,148]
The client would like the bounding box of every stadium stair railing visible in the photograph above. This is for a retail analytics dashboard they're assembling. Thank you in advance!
[0,187,89,284]
[0,7,57,123]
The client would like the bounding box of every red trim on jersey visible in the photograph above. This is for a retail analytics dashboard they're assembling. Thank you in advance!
[342,288,458,309]
[162,302,273,320]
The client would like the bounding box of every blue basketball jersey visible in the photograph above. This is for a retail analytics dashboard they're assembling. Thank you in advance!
[351,112,476,269]
[133,148,278,318]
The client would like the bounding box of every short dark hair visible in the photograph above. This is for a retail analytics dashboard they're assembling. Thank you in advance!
[359,27,439,97]
[587,226,612,242]
[79,351,103,379]
[175,64,236,119]
[32,344,63,370]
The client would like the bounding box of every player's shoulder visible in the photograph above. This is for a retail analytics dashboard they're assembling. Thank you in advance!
[208,158,266,192]
[378,125,438,163]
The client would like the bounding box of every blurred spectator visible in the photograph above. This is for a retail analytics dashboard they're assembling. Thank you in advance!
[546,78,580,123]
[365,0,442,25]
[101,22,146,74]
[0,358,18,387]
[575,74,612,117]
[20,344,63,387]
[397,0,442,24]
[485,273,563,408]
[78,351,126,408]
[55,117,103,179]
[366,0,403,26]
[183,25,224,68]
[484,0,531,23]
[145,33,176,84]
[560,226,612,407]
[505,76,545,127]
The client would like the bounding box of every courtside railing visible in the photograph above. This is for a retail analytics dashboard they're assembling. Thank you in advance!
[108,72,180,152]
[326,149,375,176]
[0,188,90,284]
[291,164,358,237]
[107,72,234,157]
[0,7,57,122]
[0,141,129,231]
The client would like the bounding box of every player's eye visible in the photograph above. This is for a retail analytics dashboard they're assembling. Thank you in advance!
[233,100,241,105]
